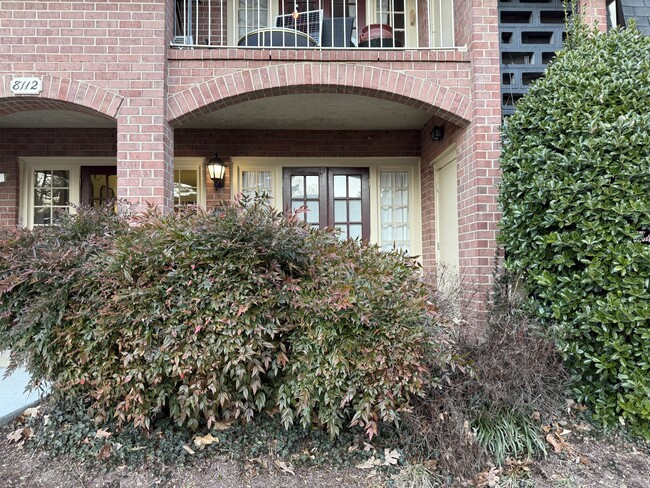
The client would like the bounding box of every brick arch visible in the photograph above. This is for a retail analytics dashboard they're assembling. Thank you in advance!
[0,75,123,120]
[168,64,471,127]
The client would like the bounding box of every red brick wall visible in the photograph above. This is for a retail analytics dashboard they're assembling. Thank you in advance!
[0,160,19,228]
[166,50,472,98]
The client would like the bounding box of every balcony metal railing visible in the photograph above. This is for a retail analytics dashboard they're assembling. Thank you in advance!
[173,0,454,49]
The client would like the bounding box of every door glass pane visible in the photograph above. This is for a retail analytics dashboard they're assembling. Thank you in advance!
[291,200,305,217]
[348,224,362,240]
[305,175,319,198]
[291,176,304,198]
[348,175,361,198]
[348,200,362,221]
[305,201,319,223]
[334,200,347,222]
[333,175,347,198]
[379,171,410,252]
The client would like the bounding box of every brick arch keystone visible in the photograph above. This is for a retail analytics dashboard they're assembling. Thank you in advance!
[0,75,123,120]
[168,64,471,127]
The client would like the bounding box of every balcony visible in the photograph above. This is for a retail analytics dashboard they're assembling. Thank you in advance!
[172,0,454,50]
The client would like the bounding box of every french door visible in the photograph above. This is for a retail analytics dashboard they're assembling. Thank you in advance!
[283,167,370,241]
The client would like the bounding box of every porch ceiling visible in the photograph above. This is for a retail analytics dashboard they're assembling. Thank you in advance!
[177,93,432,130]
[0,110,116,128]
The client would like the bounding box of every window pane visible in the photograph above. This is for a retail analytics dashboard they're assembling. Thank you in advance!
[242,170,272,199]
[34,189,50,206]
[52,189,69,206]
[52,171,69,187]
[33,208,49,225]
[34,171,50,188]
[33,169,70,226]
[174,169,198,205]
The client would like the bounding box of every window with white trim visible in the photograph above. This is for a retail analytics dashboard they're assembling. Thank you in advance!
[32,170,71,226]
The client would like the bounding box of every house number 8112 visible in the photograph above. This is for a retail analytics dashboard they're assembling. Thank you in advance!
[10,77,43,95]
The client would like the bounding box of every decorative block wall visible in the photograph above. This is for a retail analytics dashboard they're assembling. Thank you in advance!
[498,0,569,115]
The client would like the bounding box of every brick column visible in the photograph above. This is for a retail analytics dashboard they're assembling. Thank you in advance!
[115,0,175,212]
[454,0,503,308]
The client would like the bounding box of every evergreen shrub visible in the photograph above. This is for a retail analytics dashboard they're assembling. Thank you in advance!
[498,23,650,435]
[0,200,437,437]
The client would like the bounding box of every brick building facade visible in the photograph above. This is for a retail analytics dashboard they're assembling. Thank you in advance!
[0,0,609,307]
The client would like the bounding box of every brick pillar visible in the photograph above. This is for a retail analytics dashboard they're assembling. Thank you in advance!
[115,0,175,212]
[117,117,174,211]
[455,0,503,310]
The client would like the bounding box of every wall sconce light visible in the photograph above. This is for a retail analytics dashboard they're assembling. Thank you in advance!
[430,126,444,142]
[0,173,5,183]
[206,153,227,189]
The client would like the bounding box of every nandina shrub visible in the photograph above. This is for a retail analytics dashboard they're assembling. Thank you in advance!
[279,239,435,438]
[0,200,436,437]
[0,205,129,385]
[498,22,650,436]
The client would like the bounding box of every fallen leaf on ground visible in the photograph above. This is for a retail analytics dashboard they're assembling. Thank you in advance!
[356,456,382,469]
[97,444,111,460]
[275,460,295,475]
[546,433,567,453]
[23,406,40,417]
[213,421,234,431]
[6,429,24,443]
[383,448,400,466]
[182,444,196,455]
[95,428,112,439]
[475,467,500,487]
[193,433,219,447]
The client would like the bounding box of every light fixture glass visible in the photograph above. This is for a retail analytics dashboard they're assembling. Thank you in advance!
[430,126,444,142]
[206,153,226,189]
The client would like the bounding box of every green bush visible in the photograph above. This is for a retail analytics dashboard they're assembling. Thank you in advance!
[0,200,436,437]
[498,23,650,436]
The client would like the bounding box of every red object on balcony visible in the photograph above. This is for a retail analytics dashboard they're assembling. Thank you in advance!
[359,24,393,44]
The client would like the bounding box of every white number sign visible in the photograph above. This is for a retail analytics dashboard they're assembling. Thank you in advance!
[10,77,43,95]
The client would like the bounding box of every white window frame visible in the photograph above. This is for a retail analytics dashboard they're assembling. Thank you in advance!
[19,157,206,228]
[231,156,422,256]
[174,157,207,208]
[230,0,280,45]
